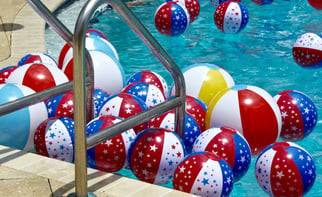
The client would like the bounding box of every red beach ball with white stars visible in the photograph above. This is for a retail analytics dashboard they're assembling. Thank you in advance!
[273,90,318,141]
[192,126,251,181]
[255,141,316,197]
[129,127,185,185]
[173,151,234,197]
[186,95,207,132]
[121,82,166,108]
[206,85,282,156]
[0,65,18,84]
[46,91,74,119]
[214,1,249,34]
[127,70,169,97]
[292,32,322,68]
[172,0,200,23]
[34,117,75,162]
[98,93,149,134]
[154,1,190,36]
[148,110,201,153]
[18,52,58,67]
[86,115,136,173]
[6,63,69,93]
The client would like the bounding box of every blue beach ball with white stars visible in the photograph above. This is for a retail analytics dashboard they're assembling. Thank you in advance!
[34,117,74,162]
[173,151,234,197]
[86,115,136,172]
[121,82,166,108]
[148,109,201,153]
[214,1,249,34]
[154,1,190,36]
[192,126,251,182]
[274,90,318,141]
[93,88,110,118]
[255,141,316,197]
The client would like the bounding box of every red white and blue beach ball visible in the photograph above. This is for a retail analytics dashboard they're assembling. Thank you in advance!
[206,85,282,156]
[185,95,207,132]
[129,127,185,185]
[45,91,74,119]
[148,110,201,153]
[273,90,318,141]
[0,65,18,84]
[93,88,110,118]
[6,63,69,93]
[210,0,240,8]
[292,32,322,69]
[255,141,316,197]
[0,83,48,151]
[154,1,190,36]
[173,151,234,197]
[121,82,166,108]
[98,93,149,134]
[252,0,273,5]
[34,117,74,162]
[86,115,136,172]
[192,126,251,181]
[127,70,169,97]
[18,52,58,67]
[171,0,200,23]
[214,1,249,34]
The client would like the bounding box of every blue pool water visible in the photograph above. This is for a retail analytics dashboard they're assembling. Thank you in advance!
[46,0,322,196]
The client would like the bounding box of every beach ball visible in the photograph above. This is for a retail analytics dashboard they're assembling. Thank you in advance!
[0,65,18,84]
[192,127,251,181]
[18,52,58,67]
[86,115,136,172]
[171,63,235,106]
[93,88,110,118]
[307,0,322,10]
[46,91,74,119]
[127,70,169,97]
[148,110,201,153]
[185,95,207,132]
[172,151,234,197]
[252,0,273,5]
[129,127,185,185]
[255,141,316,197]
[86,29,109,40]
[154,1,190,36]
[6,63,69,93]
[171,0,200,23]
[0,83,48,151]
[292,32,322,68]
[206,85,282,156]
[98,93,149,133]
[273,90,318,141]
[34,117,74,162]
[121,82,166,108]
[214,1,249,34]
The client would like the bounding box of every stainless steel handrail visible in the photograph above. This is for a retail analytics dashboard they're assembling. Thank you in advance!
[19,0,186,196]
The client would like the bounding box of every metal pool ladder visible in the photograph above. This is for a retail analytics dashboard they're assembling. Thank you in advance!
[1,0,187,196]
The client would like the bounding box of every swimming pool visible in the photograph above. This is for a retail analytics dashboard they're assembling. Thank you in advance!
[46,0,322,196]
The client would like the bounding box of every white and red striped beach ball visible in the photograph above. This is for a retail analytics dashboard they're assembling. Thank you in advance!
[206,85,282,156]
[34,117,74,162]
[86,115,136,172]
[255,141,316,197]
[129,127,185,185]
[98,93,149,134]
[154,1,190,36]
[18,52,58,67]
[121,82,166,108]
[0,65,18,84]
[273,90,318,141]
[127,70,169,97]
[214,1,249,34]
[6,63,69,93]
[292,32,322,68]
[171,63,235,106]
[0,83,48,151]
[172,151,234,196]
[192,126,251,181]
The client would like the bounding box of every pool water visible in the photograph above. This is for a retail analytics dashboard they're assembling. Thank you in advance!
[46,0,322,196]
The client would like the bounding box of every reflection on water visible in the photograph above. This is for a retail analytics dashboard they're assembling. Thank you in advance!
[46,0,322,195]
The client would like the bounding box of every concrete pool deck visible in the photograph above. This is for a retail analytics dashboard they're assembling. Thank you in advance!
[0,1,195,196]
